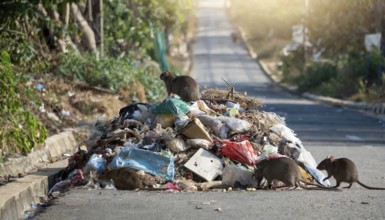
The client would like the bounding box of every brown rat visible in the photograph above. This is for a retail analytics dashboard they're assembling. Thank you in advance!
[97,167,143,190]
[160,71,201,102]
[254,157,332,190]
[96,167,170,191]
[231,32,238,43]
[317,156,385,190]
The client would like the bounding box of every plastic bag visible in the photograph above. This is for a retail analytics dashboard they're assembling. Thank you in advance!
[190,100,212,113]
[222,164,258,188]
[86,154,106,173]
[219,116,252,133]
[197,115,229,139]
[174,115,190,130]
[150,98,190,115]
[225,108,240,117]
[123,141,140,150]
[256,144,280,163]
[110,148,175,180]
[186,139,212,150]
[270,124,302,148]
[218,140,258,166]
[298,150,330,186]
[48,180,71,196]
[162,131,190,153]
[118,103,151,124]
[225,101,240,109]
[155,114,175,128]
[270,124,330,186]
[67,169,85,185]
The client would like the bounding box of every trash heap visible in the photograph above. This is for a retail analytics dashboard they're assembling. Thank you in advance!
[55,88,330,192]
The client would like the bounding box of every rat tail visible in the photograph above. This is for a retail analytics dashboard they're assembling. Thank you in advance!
[357,181,385,190]
[299,180,339,191]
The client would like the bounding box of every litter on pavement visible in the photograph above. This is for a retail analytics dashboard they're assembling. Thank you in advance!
[51,88,331,194]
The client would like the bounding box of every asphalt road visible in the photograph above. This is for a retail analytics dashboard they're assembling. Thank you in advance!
[35,0,385,219]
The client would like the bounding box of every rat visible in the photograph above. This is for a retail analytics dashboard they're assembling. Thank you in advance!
[317,156,385,190]
[160,71,201,102]
[254,157,332,190]
[96,167,170,191]
[97,167,143,190]
[231,32,238,43]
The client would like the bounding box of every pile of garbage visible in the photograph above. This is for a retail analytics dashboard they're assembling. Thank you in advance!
[53,89,330,193]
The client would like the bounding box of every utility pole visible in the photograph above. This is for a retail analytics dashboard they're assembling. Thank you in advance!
[303,0,309,67]
[375,0,384,52]
[374,0,384,85]
[375,0,382,33]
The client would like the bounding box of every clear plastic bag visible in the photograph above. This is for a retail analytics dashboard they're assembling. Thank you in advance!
[110,148,175,180]
[162,131,190,153]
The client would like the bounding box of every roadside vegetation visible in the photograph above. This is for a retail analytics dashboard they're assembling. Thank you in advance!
[228,0,385,102]
[0,0,195,157]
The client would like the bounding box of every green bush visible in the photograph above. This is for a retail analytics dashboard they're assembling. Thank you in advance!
[56,53,135,90]
[279,46,305,83]
[0,51,48,156]
[316,54,366,98]
[132,59,167,102]
[297,61,337,93]
[289,50,380,99]
[56,52,167,102]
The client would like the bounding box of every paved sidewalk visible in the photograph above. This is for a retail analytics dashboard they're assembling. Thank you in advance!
[0,132,76,220]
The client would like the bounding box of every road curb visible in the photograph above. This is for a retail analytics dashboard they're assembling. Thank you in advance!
[0,131,77,220]
[238,27,385,119]
[0,131,77,178]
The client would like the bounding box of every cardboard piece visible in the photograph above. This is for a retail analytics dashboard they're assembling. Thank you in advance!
[179,118,213,142]
[184,148,223,181]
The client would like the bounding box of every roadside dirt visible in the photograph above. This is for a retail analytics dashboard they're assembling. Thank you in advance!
[37,78,146,136]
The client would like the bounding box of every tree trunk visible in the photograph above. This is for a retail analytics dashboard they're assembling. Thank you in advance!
[88,0,93,21]
[99,0,104,57]
[64,3,70,26]
[44,4,78,53]
[70,3,97,54]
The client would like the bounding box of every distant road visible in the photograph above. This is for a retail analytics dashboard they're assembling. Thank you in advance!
[191,0,385,148]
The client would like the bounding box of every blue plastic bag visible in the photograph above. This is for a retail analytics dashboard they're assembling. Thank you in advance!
[110,148,175,180]
[86,154,106,173]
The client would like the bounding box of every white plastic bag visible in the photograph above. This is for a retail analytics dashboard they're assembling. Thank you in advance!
[186,139,212,150]
[162,131,190,153]
[222,164,258,188]
[198,115,229,139]
[219,116,252,133]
